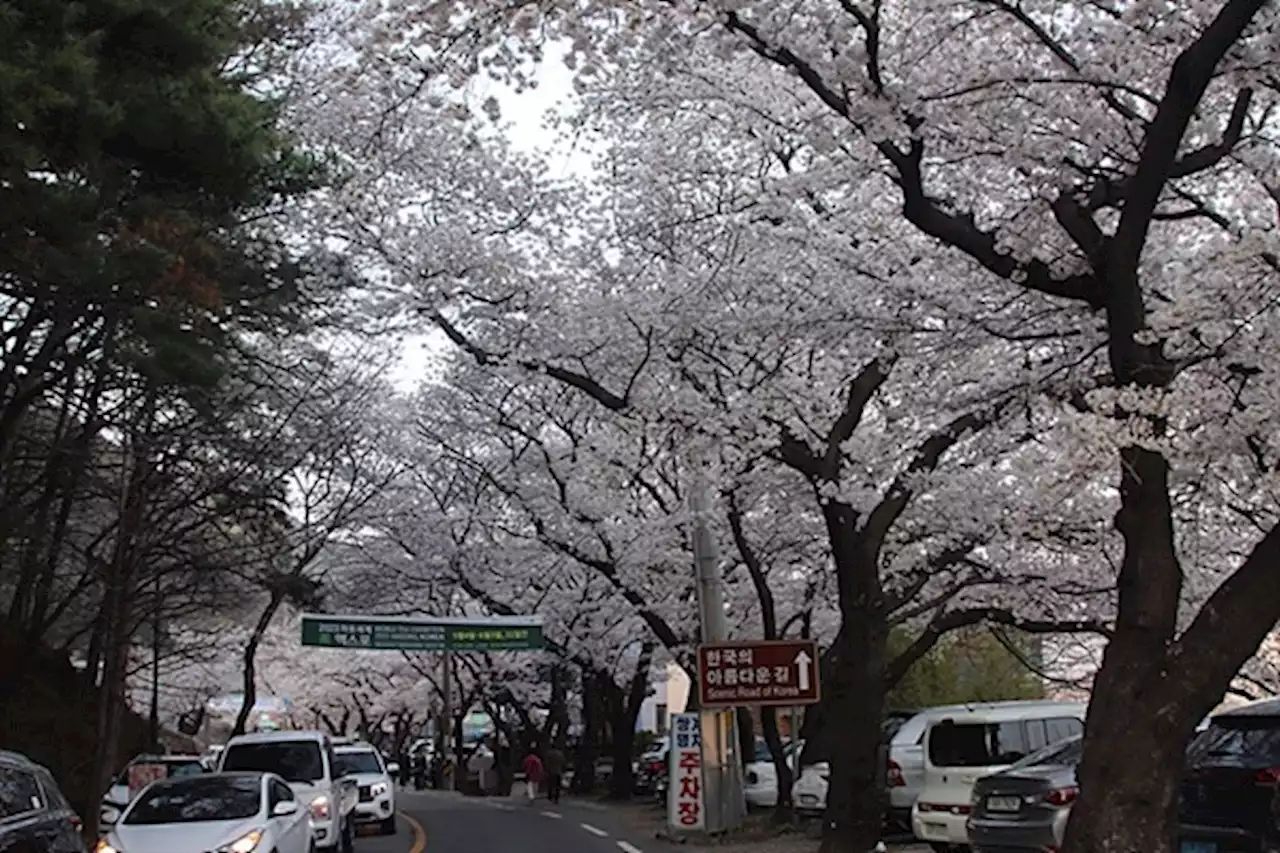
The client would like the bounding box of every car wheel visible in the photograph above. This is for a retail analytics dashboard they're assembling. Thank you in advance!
[380,816,397,835]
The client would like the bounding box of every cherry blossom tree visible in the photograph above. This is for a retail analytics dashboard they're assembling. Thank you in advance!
[322,2,1280,850]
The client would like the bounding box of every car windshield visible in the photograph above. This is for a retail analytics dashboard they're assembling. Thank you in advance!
[336,751,383,775]
[1194,720,1280,766]
[123,776,260,825]
[221,741,325,783]
[928,720,1029,767]
[1008,735,1083,769]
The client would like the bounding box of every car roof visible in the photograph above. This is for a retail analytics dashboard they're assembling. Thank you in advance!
[141,771,268,793]
[0,749,47,771]
[129,754,203,762]
[225,730,328,745]
[1212,697,1280,719]
[334,744,378,753]
[926,701,1087,725]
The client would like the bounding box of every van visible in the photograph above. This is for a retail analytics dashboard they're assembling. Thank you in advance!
[911,700,1086,851]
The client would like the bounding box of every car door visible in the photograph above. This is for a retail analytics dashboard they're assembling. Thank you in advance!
[269,778,307,853]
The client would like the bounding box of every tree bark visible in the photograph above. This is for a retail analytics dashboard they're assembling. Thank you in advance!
[760,707,793,822]
[818,503,889,853]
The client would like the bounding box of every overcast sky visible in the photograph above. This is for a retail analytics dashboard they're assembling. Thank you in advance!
[389,45,580,391]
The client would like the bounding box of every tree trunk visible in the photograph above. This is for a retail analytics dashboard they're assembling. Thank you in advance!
[736,707,755,769]
[820,503,889,853]
[761,707,793,822]
[232,592,283,737]
[606,696,637,801]
[573,667,601,794]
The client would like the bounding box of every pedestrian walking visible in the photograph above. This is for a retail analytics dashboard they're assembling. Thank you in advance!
[521,750,544,802]
[544,746,565,804]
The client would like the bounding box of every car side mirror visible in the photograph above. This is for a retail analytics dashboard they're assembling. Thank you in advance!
[100,805,121,826]
[387,763,400,775]
[272,800,299,817]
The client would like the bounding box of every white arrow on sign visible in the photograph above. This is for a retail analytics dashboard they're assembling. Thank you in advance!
[794,649,813,692]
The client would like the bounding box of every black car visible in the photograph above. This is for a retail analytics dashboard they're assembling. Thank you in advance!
[0,750,86,853]
[1179,698,1280,853]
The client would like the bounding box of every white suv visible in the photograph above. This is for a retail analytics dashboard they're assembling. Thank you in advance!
[335,743,397,835]
[220,730,357,852]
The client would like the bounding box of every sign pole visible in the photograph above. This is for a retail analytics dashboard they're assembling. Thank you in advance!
[441,649,453,789]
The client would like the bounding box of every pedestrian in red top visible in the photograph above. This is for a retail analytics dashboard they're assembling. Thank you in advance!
[521,750,544,802]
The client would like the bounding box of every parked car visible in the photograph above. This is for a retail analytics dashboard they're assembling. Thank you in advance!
[967,734,1082,853]
[334,742,397,835]
[912,700,1086,852]
[744,738,800,809]
[96,771,310,853]
[0,749,85,853]
[1179,697,1280,853]
[219,730,357,853]
[791,707,962,829]
[101,754,206,824]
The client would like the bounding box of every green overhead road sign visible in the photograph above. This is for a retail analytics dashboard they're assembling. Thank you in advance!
[300,613,544,652]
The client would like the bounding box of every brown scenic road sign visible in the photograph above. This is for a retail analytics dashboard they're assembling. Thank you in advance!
[697,640,821,708]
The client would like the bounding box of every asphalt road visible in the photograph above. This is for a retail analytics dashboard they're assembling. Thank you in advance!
[371,788,668,853]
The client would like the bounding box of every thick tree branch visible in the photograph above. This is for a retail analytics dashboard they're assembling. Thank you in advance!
[428,309,631,411]
[822,357,894,479]
[726,490,777,639]
[862,402,1010,553]
[884,606,1112,689]
[1165,522,1280,707]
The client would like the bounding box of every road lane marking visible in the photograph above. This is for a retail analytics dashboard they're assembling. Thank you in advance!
[617,843,644,853]
[581,823,609,837]
[541,810,563,819]
[401,810,427,853]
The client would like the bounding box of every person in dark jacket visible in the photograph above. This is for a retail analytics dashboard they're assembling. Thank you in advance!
[544,747,566,804]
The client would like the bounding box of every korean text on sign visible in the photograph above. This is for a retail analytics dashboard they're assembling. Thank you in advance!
[668,713,706,831]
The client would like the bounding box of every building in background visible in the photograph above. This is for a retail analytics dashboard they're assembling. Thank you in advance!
[637,661,689,735]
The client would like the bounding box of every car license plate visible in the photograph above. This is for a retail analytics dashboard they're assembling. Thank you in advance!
[985,795,1021,812]
[1180,843,1216,853]
[799,794,818,805]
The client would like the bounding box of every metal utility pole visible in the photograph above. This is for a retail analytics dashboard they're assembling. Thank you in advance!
[688,462,745,833]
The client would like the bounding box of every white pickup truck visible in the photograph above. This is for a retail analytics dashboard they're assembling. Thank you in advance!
[220,730,358,853]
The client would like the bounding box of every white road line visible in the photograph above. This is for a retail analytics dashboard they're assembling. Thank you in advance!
[581,822,609,837]
[617,842,644,853]
[541,810,563,819]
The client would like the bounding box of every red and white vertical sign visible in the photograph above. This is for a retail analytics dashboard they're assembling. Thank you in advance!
[668,713,705,830]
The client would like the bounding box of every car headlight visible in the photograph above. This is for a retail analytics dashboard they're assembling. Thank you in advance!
[310,794,330,820]
[94,842,120,853]
[371,782,389,796]
[218,830,263,853]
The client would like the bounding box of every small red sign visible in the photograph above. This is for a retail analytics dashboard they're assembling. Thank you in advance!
[696,640,821,708]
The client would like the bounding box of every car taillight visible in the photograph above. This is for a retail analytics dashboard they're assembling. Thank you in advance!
[1044,786,1078,806]
[887,759,904,787]
[918,802,971,815]
[1257,767,1280,785]
[68,813,82,832]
